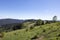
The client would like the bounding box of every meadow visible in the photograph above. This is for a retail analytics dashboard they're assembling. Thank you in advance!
[1,22,60,40]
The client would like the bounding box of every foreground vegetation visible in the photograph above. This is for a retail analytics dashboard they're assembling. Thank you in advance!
[0,22,60,40]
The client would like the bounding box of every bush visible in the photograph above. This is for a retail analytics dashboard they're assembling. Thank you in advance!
[31,35,38,40]
[57,34,60,37]
[35,19,42,26]
[43,29,46,32]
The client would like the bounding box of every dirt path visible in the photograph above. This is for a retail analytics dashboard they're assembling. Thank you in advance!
[35,36,44,40]
[0,38,2,40]
[37,36,44,40]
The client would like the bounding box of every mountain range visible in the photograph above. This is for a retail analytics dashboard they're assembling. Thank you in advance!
[0,18,24,26]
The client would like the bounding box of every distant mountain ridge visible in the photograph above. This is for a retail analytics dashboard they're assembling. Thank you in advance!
[0,18,24,25]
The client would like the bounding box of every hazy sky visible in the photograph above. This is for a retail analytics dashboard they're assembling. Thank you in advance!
[0,0,60,20]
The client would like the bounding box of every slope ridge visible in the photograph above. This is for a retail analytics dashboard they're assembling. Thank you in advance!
[2,22,60,40]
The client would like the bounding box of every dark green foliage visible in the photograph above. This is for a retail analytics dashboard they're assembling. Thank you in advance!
[13,24,22,30]
[30,26,34,30]
[14,33,18,35]
[43,29,46,32]
[57,34,60,37]
[25,29,28,31]
[24,19,36,23]
[0,23,26,32]
[56,38,58,40]
[46,21,50,24]
[31,35,38,40]
[35,19,42,26]
[0,23,20,32]
[42,21,45,25]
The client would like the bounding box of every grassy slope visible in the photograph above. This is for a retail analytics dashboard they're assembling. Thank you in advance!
[2,22,60,40]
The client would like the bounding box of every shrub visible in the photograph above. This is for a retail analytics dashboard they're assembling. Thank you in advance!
[31,35,38,40]
[35,19,42,26]
[43,29,46,32]
[57,34,60,37]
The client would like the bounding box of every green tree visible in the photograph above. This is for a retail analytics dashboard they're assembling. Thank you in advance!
[35,19,42,26]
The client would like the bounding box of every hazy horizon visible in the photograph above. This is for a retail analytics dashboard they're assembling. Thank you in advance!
[0,0,60,20]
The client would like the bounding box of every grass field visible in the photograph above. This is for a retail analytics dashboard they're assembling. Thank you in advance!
[2,22,60,40]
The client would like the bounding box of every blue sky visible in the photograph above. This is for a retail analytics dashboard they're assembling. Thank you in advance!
[0,0,60,20]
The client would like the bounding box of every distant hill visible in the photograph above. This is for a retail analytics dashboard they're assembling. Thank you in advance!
[0,18,24,26]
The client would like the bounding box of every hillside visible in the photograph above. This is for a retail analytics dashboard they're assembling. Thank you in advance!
[1,22,60,40]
